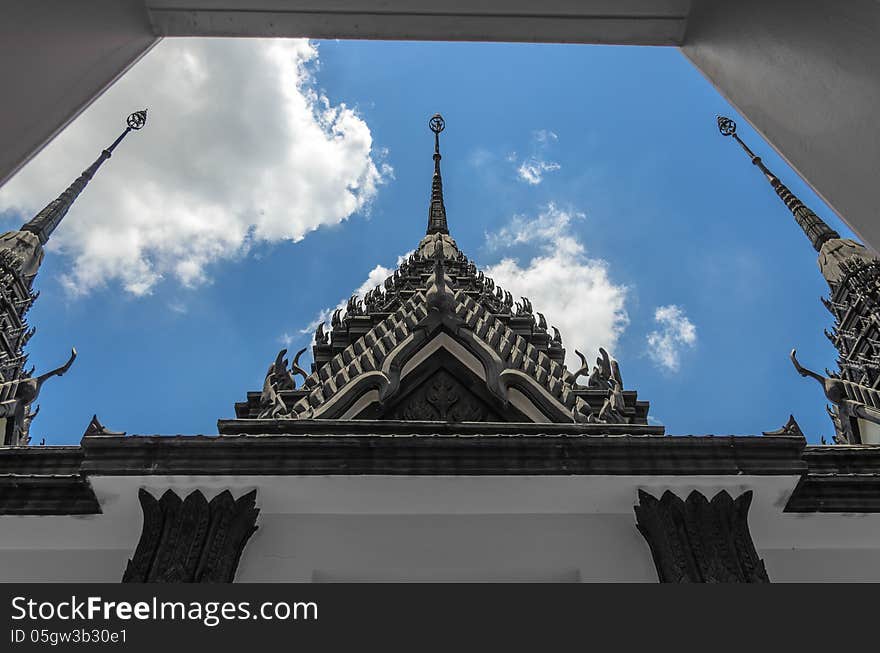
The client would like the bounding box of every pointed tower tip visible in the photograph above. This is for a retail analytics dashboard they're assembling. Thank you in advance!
[426,113,449,236]
[21,110,148,245]
[717,114,839,252]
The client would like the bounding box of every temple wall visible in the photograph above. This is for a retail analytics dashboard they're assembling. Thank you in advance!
[3,474,880,581]
[4,514,880,582]
[237,513,657,583]
[0,549,130,583]
[760,549,880,583]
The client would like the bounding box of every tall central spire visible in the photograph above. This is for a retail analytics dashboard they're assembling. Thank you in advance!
[717,115,839,252]
[426,113,449,235]
[22,109,148,245]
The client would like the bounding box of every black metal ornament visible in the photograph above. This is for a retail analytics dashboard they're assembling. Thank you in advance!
[429,113,445,134]
[127,109,147,130]
[717,115,736,136]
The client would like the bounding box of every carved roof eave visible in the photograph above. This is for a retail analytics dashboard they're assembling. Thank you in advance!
[288,274,591,424]
[313,232,569,372]
[305,330,576,424]
[15,435,880,514]
[217,418,663,436]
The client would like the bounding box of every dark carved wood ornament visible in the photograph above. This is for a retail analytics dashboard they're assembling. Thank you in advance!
[122,488,259,583]
[634,489,770,583]
[391,369,492,421]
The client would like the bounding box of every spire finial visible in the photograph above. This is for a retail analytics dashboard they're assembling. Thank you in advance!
[717,115,839,252]
[21,109,148,245]
[426,113,449,236]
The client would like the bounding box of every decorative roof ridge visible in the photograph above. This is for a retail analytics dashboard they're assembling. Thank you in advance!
[450,288,578,410]
[309,232,569,370]
[280,269,613,423]
[292,291,431,416]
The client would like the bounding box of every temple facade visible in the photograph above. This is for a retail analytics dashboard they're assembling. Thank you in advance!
[1,114,880,583]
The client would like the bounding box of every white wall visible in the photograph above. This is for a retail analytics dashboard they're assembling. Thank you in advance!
[3,474,880,582]
[238,513,657,582]
[0,549,130,583]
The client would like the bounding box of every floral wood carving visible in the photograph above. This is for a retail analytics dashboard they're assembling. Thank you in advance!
[122,488,259,583]
[634,489,770,583]
[392,369,494,422]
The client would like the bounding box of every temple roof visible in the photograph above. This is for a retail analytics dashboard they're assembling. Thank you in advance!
[719,115,880,444]
[227,115,657,431]
[0,110,146,446]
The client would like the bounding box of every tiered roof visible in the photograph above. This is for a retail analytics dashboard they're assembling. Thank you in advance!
[229,116,656,432]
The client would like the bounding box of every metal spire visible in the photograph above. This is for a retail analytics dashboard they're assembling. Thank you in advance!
[426,113,448,236]
[22,110,148,245]
[717,115,839,252]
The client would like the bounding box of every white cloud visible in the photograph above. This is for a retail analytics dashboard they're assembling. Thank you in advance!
[0,38,390,296]
[517,159,561,185]
[167,301,188,315]
[646,304,697,372]
[534,129,558,144]
[485,204,580,252]
[483,204,628,369]
[514,129,561,185]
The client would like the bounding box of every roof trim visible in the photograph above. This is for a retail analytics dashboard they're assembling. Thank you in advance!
[0,447,99,514]
[784,444,880,512]
[77,432,804,476]
[8,438,880,515]
[275,267,600,424]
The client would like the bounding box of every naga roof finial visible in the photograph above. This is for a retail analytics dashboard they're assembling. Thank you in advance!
[426,113,449,236]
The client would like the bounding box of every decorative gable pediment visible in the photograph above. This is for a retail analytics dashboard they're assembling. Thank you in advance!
[226,116,658,432]
[384,368,502,422]
[231,253,654,428]
[272,259,591,423]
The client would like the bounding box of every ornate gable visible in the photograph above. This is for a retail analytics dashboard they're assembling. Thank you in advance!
[385,368,503,422]
[226,116,659,433]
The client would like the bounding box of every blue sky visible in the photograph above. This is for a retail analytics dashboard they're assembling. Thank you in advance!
[0,40,854,444]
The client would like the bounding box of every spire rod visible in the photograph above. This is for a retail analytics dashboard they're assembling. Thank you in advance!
[426,113,449,236]
[717,115,838,252]
[22,110,148,245]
